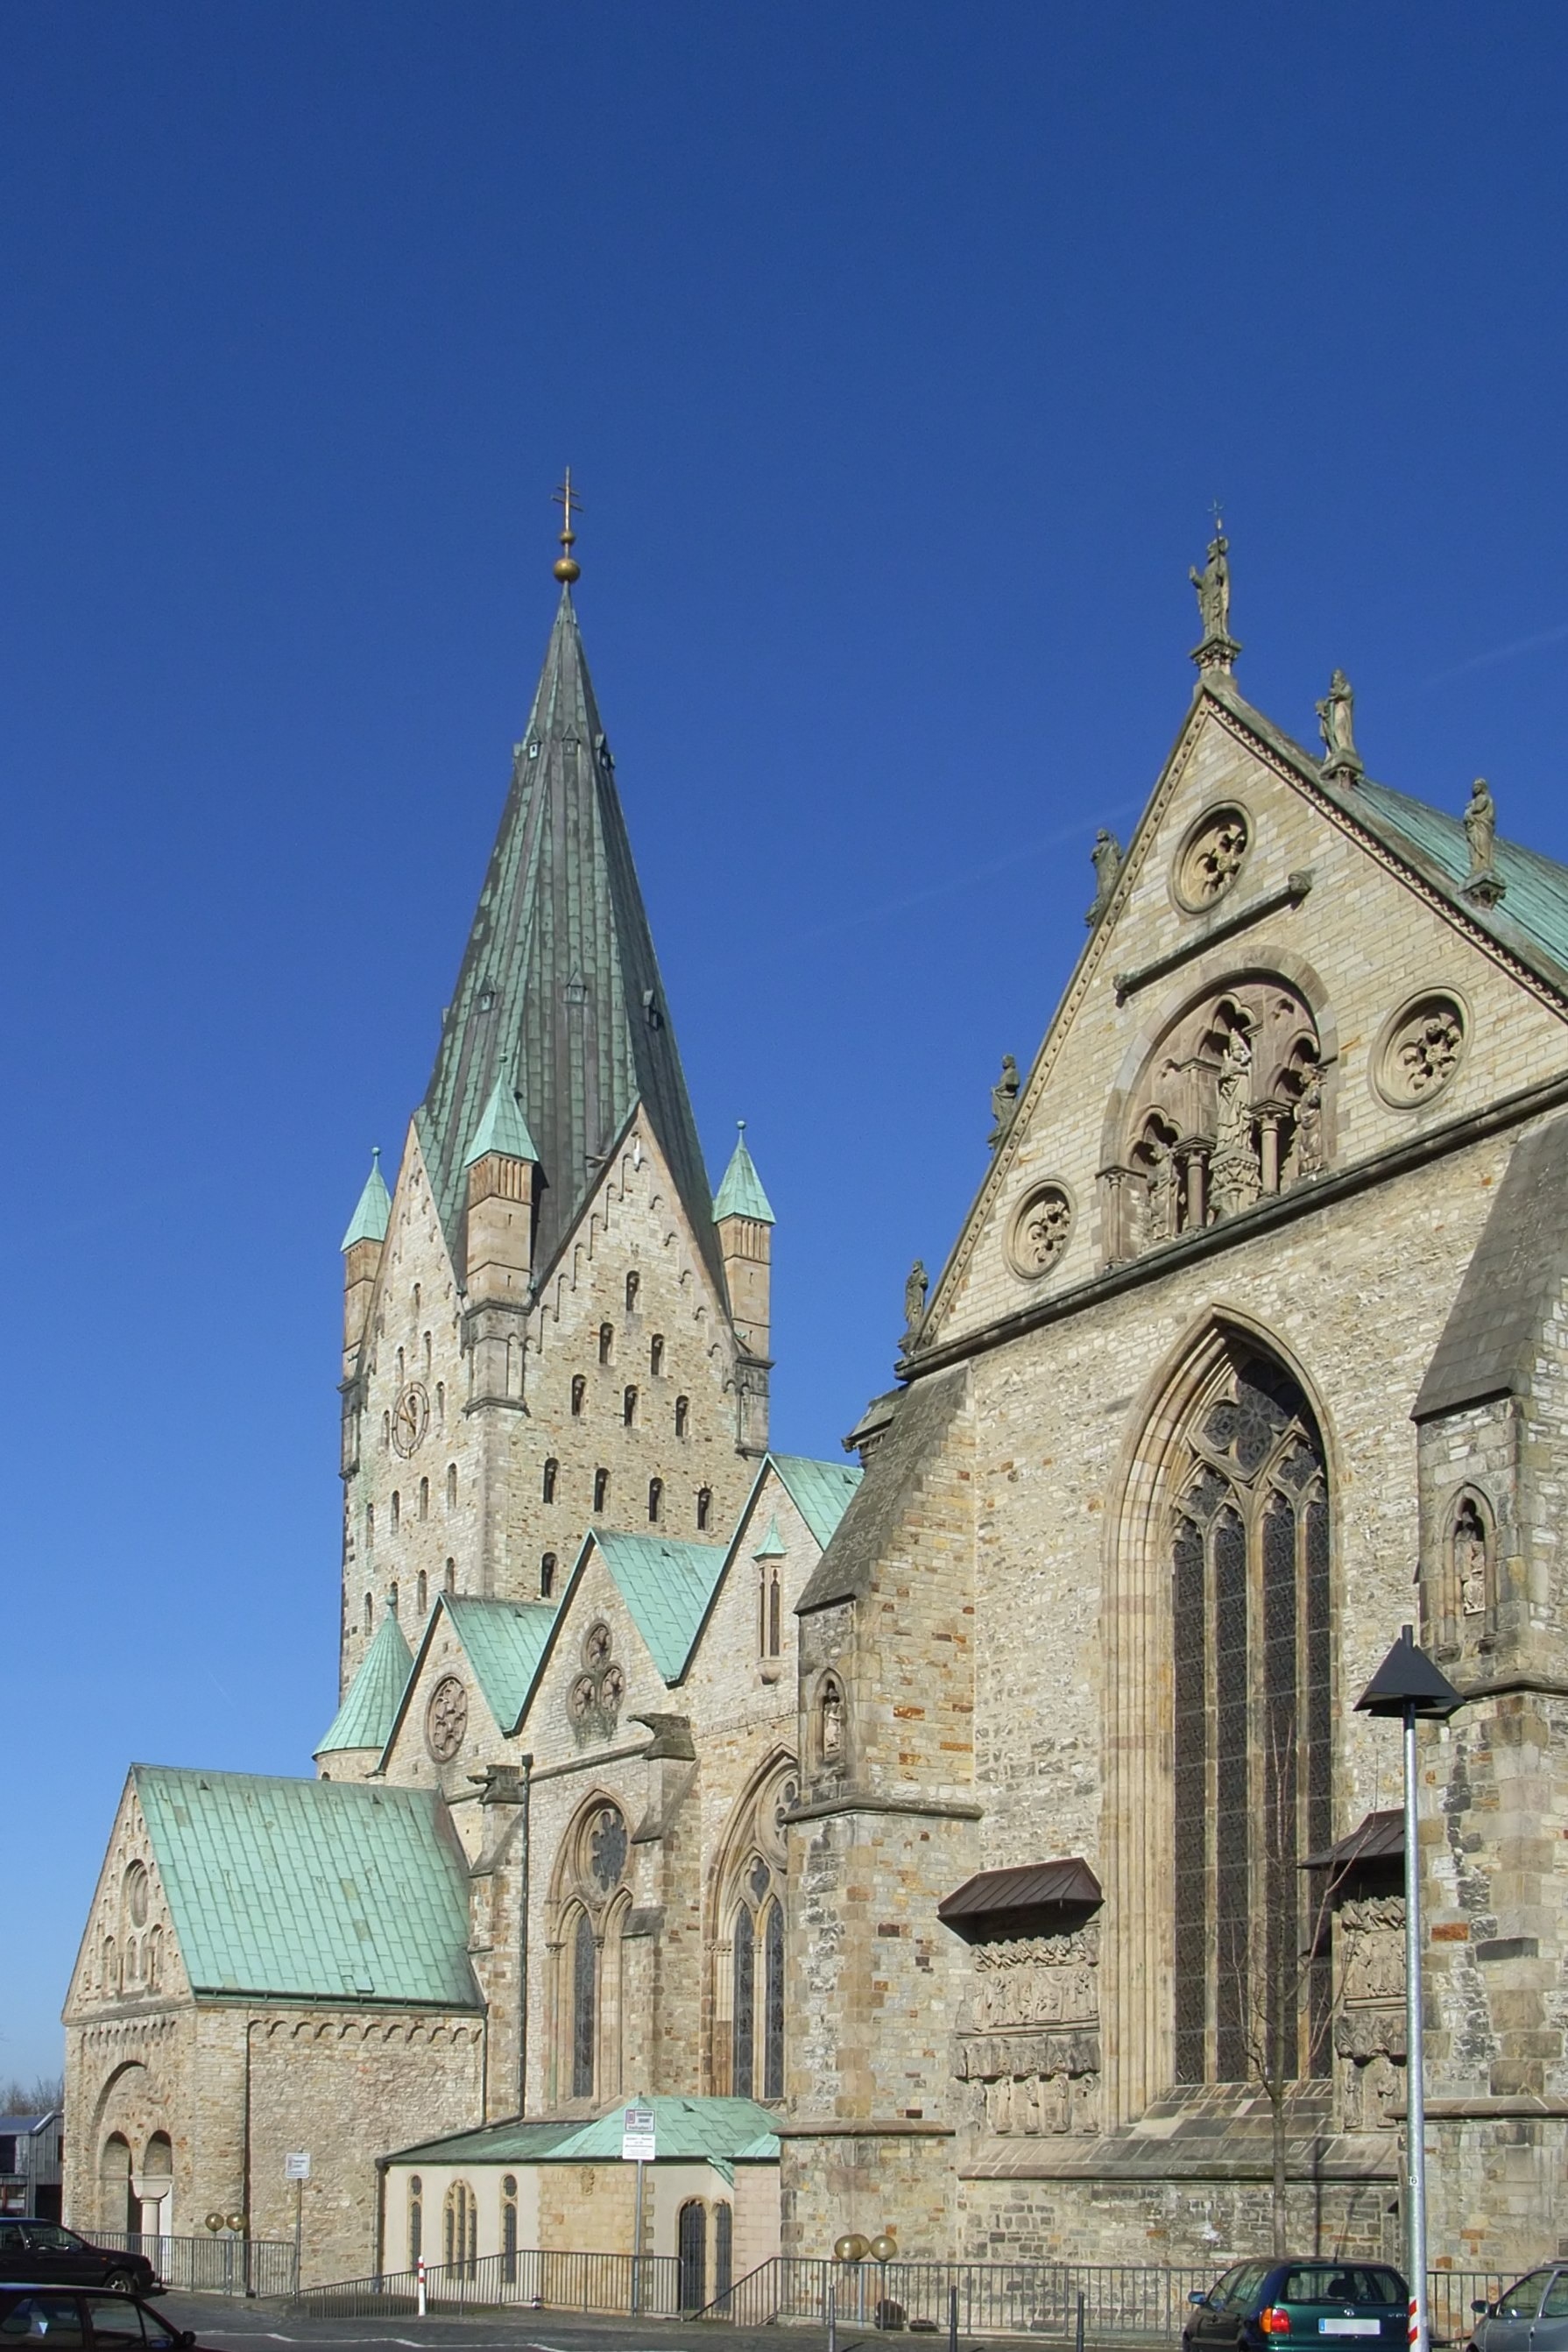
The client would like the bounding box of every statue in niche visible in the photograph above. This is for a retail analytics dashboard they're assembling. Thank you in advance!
[902,1261,929,1347]
[820,1676,845,1764]
[1316,669,1362,774]
[1144,1136,1178,1243]
[1294,1070,1324,1176]
[1190,528,1232,641]
[1464,778,1497,876]
[1085,830,1123,927]
[1039,2073,1069,2133]
[989,1056,1020,1149]
[1214,1024,1254,1151]
[1454,1495,1490,1617]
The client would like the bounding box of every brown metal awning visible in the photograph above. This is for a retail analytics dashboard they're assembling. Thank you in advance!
[1303,1808,1403,1870]
[937,1857,1102,1943]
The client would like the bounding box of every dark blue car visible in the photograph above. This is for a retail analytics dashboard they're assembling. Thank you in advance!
[1184,2260,1410,2352]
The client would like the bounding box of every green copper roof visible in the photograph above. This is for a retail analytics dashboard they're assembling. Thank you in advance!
[1356,776,1568,971]
[131,1765,481,2009]
[770,1454,863,1548]
[592,1532,728,1683]
[462,1077,540,1168]
[389,2096,780,2176]
[442,1595,557,1734]
[752,1515,787,1560]
[341,1149,391,1249]
[713,1125,774,1224]
[416,589,721,1292]
[315,1603,413,1755]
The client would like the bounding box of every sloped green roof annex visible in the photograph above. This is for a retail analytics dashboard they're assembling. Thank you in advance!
[769,1453,862,1549]
[315,1603,413,1755]
[341,1149,391,1249]
[132,1766,481,2009]
[389,2095,780,2180]
[713,1126,774,1224]
[591,1532,728,1683]
[442,1595,557,1733]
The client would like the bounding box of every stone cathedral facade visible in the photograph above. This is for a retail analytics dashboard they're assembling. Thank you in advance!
[64,539,1568,2286]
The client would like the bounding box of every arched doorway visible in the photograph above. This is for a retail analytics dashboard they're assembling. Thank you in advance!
[677,2200,706,2312]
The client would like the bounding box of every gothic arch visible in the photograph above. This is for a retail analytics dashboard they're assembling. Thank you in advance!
[545,1790,632,2108]
[705,1750,796,2096]
[1442,1483,1498,1638]
[1102,1311,1338,2124]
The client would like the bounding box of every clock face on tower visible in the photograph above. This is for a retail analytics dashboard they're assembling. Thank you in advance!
[392,1383,429,1458]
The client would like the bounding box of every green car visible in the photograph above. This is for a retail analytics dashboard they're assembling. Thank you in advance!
[1185,2261,1410,2352]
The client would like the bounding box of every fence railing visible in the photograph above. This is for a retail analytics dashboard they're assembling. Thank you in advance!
[295,2246,683,2320]
[92,2233,299,2299]
[294,2248,1509,2337]
[698,2259,1510,2341]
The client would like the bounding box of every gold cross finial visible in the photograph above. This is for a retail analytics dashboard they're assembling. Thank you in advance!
[553,469,583,584]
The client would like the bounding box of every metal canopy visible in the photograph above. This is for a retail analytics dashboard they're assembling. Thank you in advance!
[937,1856,1102,1942]
[1355,1623,1465,1720]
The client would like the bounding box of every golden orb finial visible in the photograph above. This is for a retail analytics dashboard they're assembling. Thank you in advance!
[552,468,583,583]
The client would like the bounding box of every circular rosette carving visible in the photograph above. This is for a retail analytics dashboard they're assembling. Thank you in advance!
[1174,803,1251,913]
[426,1675,469,1762]
[569,1674,597,1723]
[1374,990,1467,1106]
[1007,1183,1076,1280]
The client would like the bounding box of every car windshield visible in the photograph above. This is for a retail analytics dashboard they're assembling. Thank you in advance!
[1279,2269,1403,2306]
[1497,2272,1554,2320]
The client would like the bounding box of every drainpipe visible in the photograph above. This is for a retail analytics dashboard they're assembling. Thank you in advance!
[519,1755,533,2116]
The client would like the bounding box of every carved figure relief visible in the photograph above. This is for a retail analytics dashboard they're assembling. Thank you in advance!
[957,1930,1102,2137]
[1105,976,1324,1263]
[1375,992,1466,1106]
[817,1674,846,1771]
[1452,1494,1492,1619]
[1174,805,1251,913]
[1335,1894,1405,2131]
[1007,1183,1075,1282]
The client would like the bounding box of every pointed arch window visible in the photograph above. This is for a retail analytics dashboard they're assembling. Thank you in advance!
[419,1475,429,1521]
[763,1897,785,2098]
[389,1580,399,1618]
[391,1490,400,1534]
[444,1557,456,1593]
[729,1861,786,2100]
[447,1463,458,1509]
[442,2179,477,2273]
[363,1591,373,1635]
[1171,1348,1331,2087]
[731,1907,756,2097]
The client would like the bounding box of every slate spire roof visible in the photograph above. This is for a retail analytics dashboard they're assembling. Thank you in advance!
[417,588,719,1287]
[714,1123,774,1224]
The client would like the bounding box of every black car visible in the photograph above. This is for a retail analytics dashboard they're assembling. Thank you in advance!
[0,2285,202,2348]
[0,2228,158,2298]
[1185,2259,1411,2352]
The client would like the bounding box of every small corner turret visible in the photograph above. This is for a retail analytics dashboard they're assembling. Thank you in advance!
[341,1148,391,1374]
[715,1121,774,1453]
[463,1077,540,1308]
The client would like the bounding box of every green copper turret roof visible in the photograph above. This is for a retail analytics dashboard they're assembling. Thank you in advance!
[315,1600,414,1755]
[714,1124,774,1224]
[341,1148,391,1249]
[417,589,721,1289]
[462,1077,540,1169]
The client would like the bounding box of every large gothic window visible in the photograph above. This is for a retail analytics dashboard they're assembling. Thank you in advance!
[716,1759,795,2101]
[1171,1348,1331,2086]
[554,1798,630,2107]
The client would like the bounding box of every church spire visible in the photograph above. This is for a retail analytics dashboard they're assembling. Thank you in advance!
[417,577,719,1291]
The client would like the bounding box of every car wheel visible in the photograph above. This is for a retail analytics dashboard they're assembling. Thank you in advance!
[102,2271,134,2295]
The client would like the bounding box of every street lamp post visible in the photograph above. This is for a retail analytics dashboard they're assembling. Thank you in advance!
[1355,1624,1465,2352]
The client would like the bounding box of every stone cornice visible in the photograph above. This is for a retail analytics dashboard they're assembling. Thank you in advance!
[782,1788,983,1825]
[901,1059,1568,1383]
[773,2116,956,2137]
[1112,871,1314,1001]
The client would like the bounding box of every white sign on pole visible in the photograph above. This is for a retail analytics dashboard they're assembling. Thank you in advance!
[620,2104,656,2163]
[285,2151,311,2180]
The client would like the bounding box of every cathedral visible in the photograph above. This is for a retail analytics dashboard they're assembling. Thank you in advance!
[64,519,1568,2290]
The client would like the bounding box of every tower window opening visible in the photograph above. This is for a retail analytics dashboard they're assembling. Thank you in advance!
[696,1486,712,1532]
[444,1557,456,1593]
[594,1467,610,1512]
[571,1374,586,1417]
[419,1475,429,1521]
[417,1569,427,1614]
[397,1346,405,1385]
[389,1580,399,1617]
[423,1330,432,1374]
[447,1463,458,1509]
[675,1395,689,1437]
[543,1458,559,1503]
[623,1386,638,1427]
[599,1323,614,1366]
[366,1503,376,1552]
[650,1335,665,1376]
[413,1283,420,1312]
[625,1271,640,1312]
[648,1478,663,1524]
[364,1592,373,1635]
[391,1491,400,1534]
[382,1411,391,1451]
[436,1381,446,1426]
[540,1551,556,1599]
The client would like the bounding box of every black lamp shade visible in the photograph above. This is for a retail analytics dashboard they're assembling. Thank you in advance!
[1355,1623,1465,1720]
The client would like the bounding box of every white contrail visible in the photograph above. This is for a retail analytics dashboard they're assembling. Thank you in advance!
[1420,619,1568,689]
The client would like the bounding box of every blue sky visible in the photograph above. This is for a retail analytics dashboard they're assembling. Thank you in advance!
[7,4,1568,2079]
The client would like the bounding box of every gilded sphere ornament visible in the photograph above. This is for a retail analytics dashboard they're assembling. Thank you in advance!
[834,2233,870,2264]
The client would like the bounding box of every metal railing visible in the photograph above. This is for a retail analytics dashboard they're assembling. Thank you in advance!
[698,2258,1513,2341]
[92,2233,299,2299]
[295,2245,683,2319]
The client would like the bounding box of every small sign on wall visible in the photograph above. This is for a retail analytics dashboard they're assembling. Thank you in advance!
[285,2152,311,2181]
[619,2106,656,2163]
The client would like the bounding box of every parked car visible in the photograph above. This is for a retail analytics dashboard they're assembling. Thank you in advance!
[0,2227,158,2298]
[1468,2266,1568,2352]
[1185,2260,1410,2352]
[0,2285,203,2347]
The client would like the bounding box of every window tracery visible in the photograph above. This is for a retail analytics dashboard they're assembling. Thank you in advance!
[1169,1346,1331,2087]
[1104,976,1325,1263]
[713,1758,795,2100]
[553,1796,631,2106]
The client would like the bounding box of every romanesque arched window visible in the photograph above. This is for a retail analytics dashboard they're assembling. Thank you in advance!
[419,1476,429,1521]
[571,1374,586,1416]
[416,1569,427,1615]
[391,1490,400,1533]
[625,1272,640,1312]
[444,1557,456,1593]
[648,1478,663,1524]
[696,1486,711,1531]
[543,1458,558,1503]
[675,1395,689,1437]
[1170,1346,1331,2086]
[599,1322,614,1366]
[624,1386,639,1427]
[540,1552,556,1599]
[650,1335,665,1376]
[364,1592,373,1635]
[593,1467,609,1511]
[447,1463,458,1509]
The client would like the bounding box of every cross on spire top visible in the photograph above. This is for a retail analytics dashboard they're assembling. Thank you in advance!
[553,469,583,584]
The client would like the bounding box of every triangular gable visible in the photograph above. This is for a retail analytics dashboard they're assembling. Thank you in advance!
[919,670,1568,1352]
[131,1765,482,2008]
[378,1591,557,1765]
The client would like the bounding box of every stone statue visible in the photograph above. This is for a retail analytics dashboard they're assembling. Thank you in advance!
[1454,1498,1489,1617]
[1213,1026,1254,1154]
[1085,830,1123,927]
[902,1259,929,1346]
[988,1056,1020,1149]
[1294,1070,1324,1177]
[1316,669,1362,774]
[1144,1137,1177,1245]
[820,1677,844,1761]
[1190,530,1232,641]
[1465,778,1497,876]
